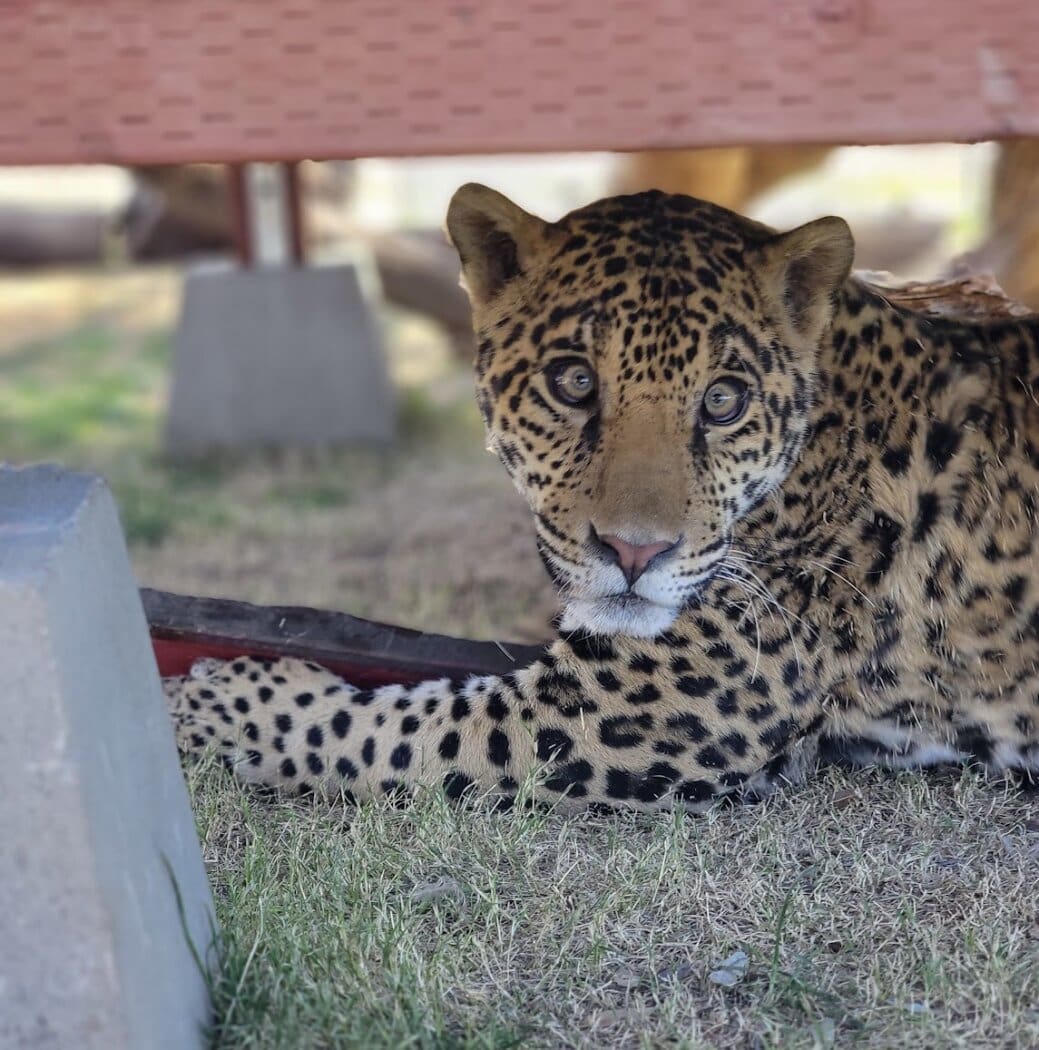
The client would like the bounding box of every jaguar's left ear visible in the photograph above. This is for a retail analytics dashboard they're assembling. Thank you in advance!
[754,217,855,344]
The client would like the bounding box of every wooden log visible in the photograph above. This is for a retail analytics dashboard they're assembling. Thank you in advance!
[144,589,544,687]
[0,206,109,266]
[368,230,473,356]
[871,272,1036,321]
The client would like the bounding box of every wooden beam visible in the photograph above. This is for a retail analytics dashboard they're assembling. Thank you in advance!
[2,1,1037,165]
[144,589,544,688]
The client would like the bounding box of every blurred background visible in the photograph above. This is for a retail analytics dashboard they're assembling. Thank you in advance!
[2,142,1037,642]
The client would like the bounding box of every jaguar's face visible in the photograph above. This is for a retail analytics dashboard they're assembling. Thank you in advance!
[447,185,853,638]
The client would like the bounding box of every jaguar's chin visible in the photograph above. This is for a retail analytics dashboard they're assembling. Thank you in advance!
[559,593,680,640]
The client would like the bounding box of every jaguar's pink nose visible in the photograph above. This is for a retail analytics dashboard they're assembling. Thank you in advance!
[597,532,679,586]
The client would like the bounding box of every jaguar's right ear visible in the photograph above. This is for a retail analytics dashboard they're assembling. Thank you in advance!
[446,184,550,308]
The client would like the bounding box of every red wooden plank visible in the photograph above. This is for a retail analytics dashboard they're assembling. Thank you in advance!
[153,637,433,688]
[143,588,544,687]
[1,0,1037,166]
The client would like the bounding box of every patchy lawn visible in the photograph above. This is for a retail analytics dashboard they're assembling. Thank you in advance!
[4,268,1039,1048]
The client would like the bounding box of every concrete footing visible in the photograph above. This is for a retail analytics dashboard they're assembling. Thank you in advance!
[164,262,395,456]
[0,465,215,1050]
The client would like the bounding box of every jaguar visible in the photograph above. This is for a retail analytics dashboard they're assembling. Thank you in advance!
[165,184,1039,811]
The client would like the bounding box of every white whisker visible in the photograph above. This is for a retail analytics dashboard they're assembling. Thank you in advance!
[718,560,804,676]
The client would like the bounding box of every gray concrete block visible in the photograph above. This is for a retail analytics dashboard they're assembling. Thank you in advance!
[0,465,215,1050]
[165,262,395,455]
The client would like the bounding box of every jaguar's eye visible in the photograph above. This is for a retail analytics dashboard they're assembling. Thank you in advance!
[548,359,598,407]
[702,378,750,425]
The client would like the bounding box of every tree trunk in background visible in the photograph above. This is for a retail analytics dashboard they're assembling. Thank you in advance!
[984,140,1039,309]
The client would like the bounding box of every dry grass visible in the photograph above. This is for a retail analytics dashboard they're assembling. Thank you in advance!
[4,268,1039,1047]
[138,461,555,644]
[0,266,555,641]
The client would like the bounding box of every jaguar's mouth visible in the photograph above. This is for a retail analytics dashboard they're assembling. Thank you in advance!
[558,592,681,640]
[557,558,725,639]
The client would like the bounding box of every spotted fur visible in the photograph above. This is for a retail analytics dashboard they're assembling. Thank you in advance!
[166,186,1039,811]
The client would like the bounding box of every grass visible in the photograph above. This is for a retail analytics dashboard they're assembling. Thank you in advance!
[189,759,1039,1049]
[5,266,1039,1047]
[0,304,236,546]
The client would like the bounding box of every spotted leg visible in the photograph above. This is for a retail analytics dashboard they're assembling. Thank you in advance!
[165,606,835,812]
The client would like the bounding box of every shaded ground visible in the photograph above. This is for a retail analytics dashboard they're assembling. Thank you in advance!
[4,267,1039,1048]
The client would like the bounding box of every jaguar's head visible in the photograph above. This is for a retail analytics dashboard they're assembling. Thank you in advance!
[447,184,853,638]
